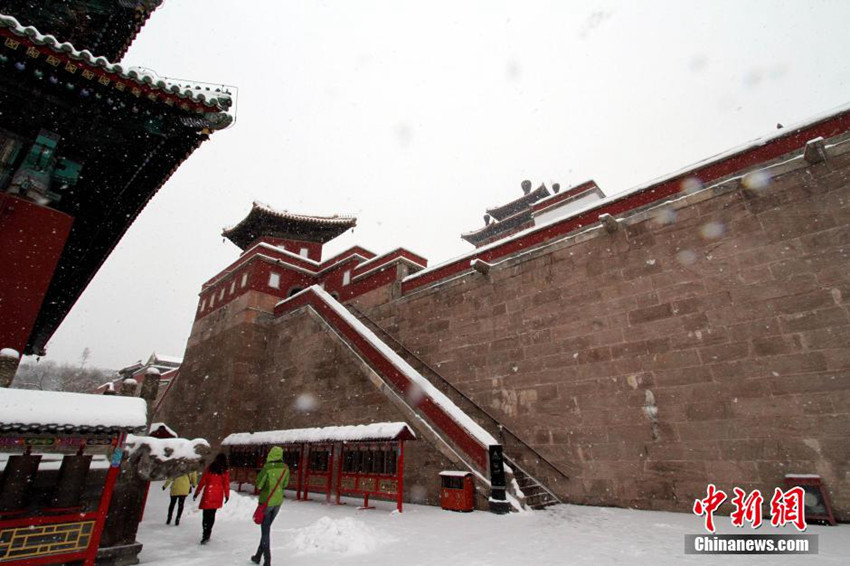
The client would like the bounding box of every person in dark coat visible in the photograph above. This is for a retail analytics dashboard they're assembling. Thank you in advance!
[193,453,230,544]
[251,446,290,566]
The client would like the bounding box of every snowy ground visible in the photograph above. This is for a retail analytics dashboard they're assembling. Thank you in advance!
[137,482,849,565]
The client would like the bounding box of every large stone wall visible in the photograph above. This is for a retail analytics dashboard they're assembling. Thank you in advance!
[162,135,849,518]
[159,296,456,506]
[357,143,850,518]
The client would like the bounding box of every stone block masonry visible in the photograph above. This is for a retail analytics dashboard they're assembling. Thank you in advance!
[160,299,459,507]
[159,110,850,518]
[359,136,850,519]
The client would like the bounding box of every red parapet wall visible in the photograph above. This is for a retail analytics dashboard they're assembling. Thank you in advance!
[274,289,490,471]
[403,107,850,294]
[0,194,73,352]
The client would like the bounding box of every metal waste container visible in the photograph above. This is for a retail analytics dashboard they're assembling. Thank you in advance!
[440,471,474,512]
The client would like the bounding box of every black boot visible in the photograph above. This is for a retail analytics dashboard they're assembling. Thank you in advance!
[250,554,261,564]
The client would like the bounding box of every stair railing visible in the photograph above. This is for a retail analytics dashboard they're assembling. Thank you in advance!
[347,304,570,486]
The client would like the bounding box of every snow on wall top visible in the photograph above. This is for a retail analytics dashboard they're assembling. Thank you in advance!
[0,388,147,430]
[222,422,416,446]
[0,348,20,359]
[280,286,500,449]
[0,14,233,113]
[405,101,850,287]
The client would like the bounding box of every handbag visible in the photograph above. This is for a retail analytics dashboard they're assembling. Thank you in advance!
[253,467,286,524]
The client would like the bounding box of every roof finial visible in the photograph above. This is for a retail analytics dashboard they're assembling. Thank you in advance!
[552,183,561,193]
[521,180,532,194]
[484,214,491,226]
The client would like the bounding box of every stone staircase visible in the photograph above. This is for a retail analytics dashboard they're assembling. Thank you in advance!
[347,304,568,510]
[508,458,561,509]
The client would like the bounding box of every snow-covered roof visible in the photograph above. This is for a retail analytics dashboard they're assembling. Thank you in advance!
[0,14,233,113]
[222,422,416,447]
[222,202,357,249]
[439,470,473,477]
[0,389,146,433]
[148,353,183,366]
[150,422,177,437]
[251,202,358,226]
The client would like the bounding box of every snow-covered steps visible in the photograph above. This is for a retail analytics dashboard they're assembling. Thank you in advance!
[274,285,513,509]
[509,459,561,510]
[345,303,567,511]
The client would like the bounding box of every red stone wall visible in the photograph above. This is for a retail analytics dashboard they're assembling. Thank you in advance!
[358,143,850,518]
[159,298,457,506]
[162,135,850,518]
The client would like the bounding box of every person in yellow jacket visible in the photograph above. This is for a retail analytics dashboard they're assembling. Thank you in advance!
[163,471,198,526]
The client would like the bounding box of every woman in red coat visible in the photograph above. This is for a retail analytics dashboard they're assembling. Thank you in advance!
[193,453,230,544]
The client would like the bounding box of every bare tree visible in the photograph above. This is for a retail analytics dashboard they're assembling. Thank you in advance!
[12,359,59,390]
[12,358,112,392]
[79,346,91,368]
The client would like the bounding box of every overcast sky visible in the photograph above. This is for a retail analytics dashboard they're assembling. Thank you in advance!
[30,0,850,371]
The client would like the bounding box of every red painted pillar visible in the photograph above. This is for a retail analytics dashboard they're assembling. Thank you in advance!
[85,433,125,566]
[335,444,344,505]
[397,440,404,513]
[299,444,309,501]
[138,481,151,524]
[325,446,334,503]
[0,195,73,355]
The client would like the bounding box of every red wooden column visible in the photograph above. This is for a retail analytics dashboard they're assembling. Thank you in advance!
[335,444,344,505]
[298,444,309,501]
[397,439,405,513]
[84,432,126,566]
[325,446,334,504]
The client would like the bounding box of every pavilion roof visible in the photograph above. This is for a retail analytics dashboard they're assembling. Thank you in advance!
[461,209,533,246]
[485,183,550,220]
[223,202,357,250]
[222,422,416,446]
[0,0,165,62]
[0,14,234,119]
[0,389,147,435]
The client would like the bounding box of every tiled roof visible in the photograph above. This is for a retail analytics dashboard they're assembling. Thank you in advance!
[222,202,357,249]
[0,14,233,115]
[250,201,357,226]
[485,184,550,220]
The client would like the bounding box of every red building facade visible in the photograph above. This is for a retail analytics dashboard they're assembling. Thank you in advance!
[195,202,428,321]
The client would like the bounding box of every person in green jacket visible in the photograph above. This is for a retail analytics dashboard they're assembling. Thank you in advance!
[163,471,198,526]
[251,446,289,566]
